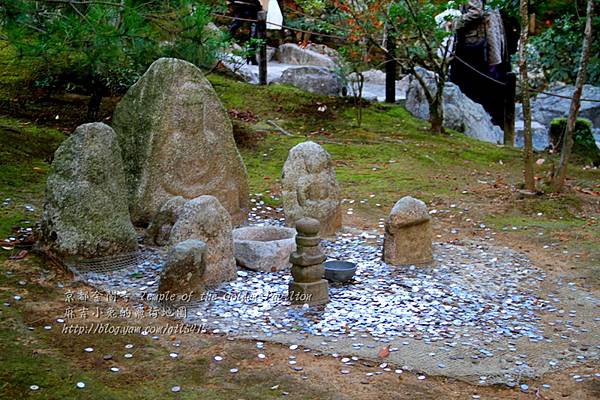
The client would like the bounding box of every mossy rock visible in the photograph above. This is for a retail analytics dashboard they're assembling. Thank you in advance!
[40,123,138,259]
[549,118,600,166]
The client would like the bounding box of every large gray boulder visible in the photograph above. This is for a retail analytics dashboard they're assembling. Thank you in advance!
[515,84,600,151]
[406,68,503,144]
[40,123,137,259]
[169,195,236,287]
[276,66,343,96]
[282,141,342,236]
[232,226,296,272]
[514,120,550,150]
[159,239,208,298]
[528,84,600,128]
[276,43,336,68]
[112,57,249,226]
[305,43,340,62]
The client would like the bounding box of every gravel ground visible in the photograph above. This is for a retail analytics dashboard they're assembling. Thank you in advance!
[77,200,600,386]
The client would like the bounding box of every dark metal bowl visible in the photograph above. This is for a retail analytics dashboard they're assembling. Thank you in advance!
[324,261,357,283]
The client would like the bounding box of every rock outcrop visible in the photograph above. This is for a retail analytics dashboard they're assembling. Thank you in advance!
[276,43,336,68]
[40,123,137,259]
[406,68,503,144]
[276,66,343,96]
[112,57,249,226]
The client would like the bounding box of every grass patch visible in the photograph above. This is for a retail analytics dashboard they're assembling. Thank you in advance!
[0,117,65,239]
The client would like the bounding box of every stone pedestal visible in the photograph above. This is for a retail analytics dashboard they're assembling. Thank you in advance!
[383,196,433,266]
[288,218,329,305]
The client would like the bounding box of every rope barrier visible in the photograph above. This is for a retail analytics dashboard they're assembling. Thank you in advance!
[452,55,507,86]
[211,13,349,41]
[447,55,600,103]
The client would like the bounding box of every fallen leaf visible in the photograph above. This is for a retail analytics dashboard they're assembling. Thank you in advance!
[9,250,28,260]
[378,344,390,358]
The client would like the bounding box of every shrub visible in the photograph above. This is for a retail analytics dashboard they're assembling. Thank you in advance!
[550,118,600,166]
[530,14,600,85]
[0,0,229,120]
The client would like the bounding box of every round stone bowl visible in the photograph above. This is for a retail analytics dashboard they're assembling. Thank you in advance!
[324,260,357,283]
[232,226,296,272]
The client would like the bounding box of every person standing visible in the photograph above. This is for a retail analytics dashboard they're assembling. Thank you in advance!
[450,0,508,127]
[228,0,263,64]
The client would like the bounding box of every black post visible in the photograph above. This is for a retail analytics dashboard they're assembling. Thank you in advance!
[257,11,267,86]
[504,72,517,146]
[385,30,397,103]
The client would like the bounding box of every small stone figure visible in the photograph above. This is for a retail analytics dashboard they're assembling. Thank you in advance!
[282,141,342,237]
[169,195,237,287]
[158,239,207,299]
[288,218,329,306]
[383,196,433,266]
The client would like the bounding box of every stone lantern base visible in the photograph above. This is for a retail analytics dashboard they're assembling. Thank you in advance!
[289,279,329,306]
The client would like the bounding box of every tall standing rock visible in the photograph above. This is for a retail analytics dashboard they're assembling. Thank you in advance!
[40,123,138,259]
[169,195,236,287]
[112,57,249,226]
[281,141,342,236]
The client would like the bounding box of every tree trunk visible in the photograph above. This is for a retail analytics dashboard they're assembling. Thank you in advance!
[550,0,595,193]
[429,98,444,135]
[87,77,105,122]
[427,76,445,134]
[355,72,365,128]
[87,90,103,122]
[519,0,536,192]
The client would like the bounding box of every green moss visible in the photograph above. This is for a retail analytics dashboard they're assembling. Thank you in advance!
[550,117,600,165]
[0,117,65,240]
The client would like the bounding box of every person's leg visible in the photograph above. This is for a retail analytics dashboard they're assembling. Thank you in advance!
[229,6,244,36]
[486,64,508,127]
[247,7,259,65]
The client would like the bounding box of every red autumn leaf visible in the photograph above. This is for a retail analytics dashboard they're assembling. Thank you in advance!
[378,344,391,358]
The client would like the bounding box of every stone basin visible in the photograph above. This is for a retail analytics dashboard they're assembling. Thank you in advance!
[324,260,357,283]
[232,226,296,272]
